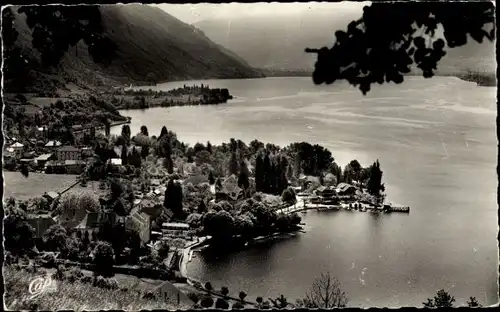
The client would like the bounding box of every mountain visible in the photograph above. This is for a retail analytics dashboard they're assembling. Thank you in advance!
[194,13,496,75]
[5,4,263,93]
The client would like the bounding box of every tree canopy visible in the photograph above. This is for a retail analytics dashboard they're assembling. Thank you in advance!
[306,1,495,94]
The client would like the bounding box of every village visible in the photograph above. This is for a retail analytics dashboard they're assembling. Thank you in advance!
[4,112,409,309]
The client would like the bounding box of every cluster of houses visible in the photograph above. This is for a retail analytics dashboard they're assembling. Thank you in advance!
[4,123,107,174]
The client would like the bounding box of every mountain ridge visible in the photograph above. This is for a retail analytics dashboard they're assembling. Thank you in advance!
[193,13,496,76]
[4,4,263,94]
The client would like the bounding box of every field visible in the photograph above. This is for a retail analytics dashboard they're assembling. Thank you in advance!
[3,172,106,201]
[3,266,185,311]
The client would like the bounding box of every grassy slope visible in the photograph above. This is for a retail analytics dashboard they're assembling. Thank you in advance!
[3,266,184,311]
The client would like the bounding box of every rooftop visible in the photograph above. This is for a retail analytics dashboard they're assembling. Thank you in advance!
[45,140,62,147]
[36,153,53,161]
[58,146,80,152]
[162,222,189,229]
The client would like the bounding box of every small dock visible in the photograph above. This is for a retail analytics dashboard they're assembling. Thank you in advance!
[386,205,410,213]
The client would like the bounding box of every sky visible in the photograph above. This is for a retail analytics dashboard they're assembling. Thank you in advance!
[153,2,369,24]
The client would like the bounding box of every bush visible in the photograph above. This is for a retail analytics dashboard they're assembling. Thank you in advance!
[186,292,200,303]
[204,281,213,291]
[232,302,245,309]
[215,298,229,309]
[199,295,214,308]
[80,275,92,284]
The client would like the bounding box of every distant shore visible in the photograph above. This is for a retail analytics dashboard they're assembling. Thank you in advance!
[103,85,233,110]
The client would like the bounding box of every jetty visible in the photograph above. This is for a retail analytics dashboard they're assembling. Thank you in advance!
[385,205,410,213]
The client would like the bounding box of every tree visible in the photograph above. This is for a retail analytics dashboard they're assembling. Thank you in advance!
[93,241,115,277]
[239,291,247,302]
[281,187,296,204]
[160,126,168,138]
[221,286,229,297]
[238,160,250,191]
[467,297,482,308]
[140,125,149,136]
[204,281,213,291]
[228,152,239,176]
[197,200,207,214]
[208,171,215,185]
[206,141,213,153]
[120,125,131,146]
[423,289,455,308]
[200,296,214,308]
[255,154,265,192]
[164,179,183,215]
[302,272,348,308]
[43,224,69,252]
[270,294,290,309]
[4,207,36,254]
[306,1,495,95]
[157,240,170,259]
[256,296,263,308]
[367,160,385,197]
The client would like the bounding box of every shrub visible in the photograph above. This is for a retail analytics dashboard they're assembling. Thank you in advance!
[232,302,245,309]
[204,281,213,291]
[199,295,214,308]
[186,292,200,303]
[215,298,229,309]
[80,275,92,284]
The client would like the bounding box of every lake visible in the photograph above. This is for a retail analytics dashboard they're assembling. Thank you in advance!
[113,76,498,307]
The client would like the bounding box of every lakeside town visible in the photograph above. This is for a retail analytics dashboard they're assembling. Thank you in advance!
[3,1,495,310]
[3,85,409,309]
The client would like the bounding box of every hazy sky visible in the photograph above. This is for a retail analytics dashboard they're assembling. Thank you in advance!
[154,2,368,24]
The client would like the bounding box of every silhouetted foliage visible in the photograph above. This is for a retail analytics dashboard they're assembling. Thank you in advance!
[164,179,183,215]
[306,1,495,94]
[301,272,348,308]
[467,296,482,308]
[93,241,115,277]
[423,289,455,308]
[215,298,230,309]
[200,295,214,308]
[4,207,36,254]
[140,125,149,136]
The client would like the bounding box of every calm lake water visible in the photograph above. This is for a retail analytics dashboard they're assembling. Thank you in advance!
[114,77,498,307]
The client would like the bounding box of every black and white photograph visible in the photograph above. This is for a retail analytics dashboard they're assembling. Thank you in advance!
[1,0,498,310]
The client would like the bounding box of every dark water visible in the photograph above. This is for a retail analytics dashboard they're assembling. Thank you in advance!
[114,77,498,307]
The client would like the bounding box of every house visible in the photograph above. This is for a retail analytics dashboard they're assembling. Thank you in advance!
[161,222,190,237]
[27,214,56,239]
[126,208,151,246]
[35,153,54,168]
[75,212,118,234]
[152,281,195,308]
[81,146,94,158]
[316,186,337,198]
[10,142,24,156]
[43,191,60,203]
[64,160,86,174]
[215,175,243,202]
[45,140,62,149]
[151,179,161,187]
[108,158,122,166]
[56,146,82,161]
[336,183,357,196]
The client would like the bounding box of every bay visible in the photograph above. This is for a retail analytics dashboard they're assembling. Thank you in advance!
[113,76,498,307]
